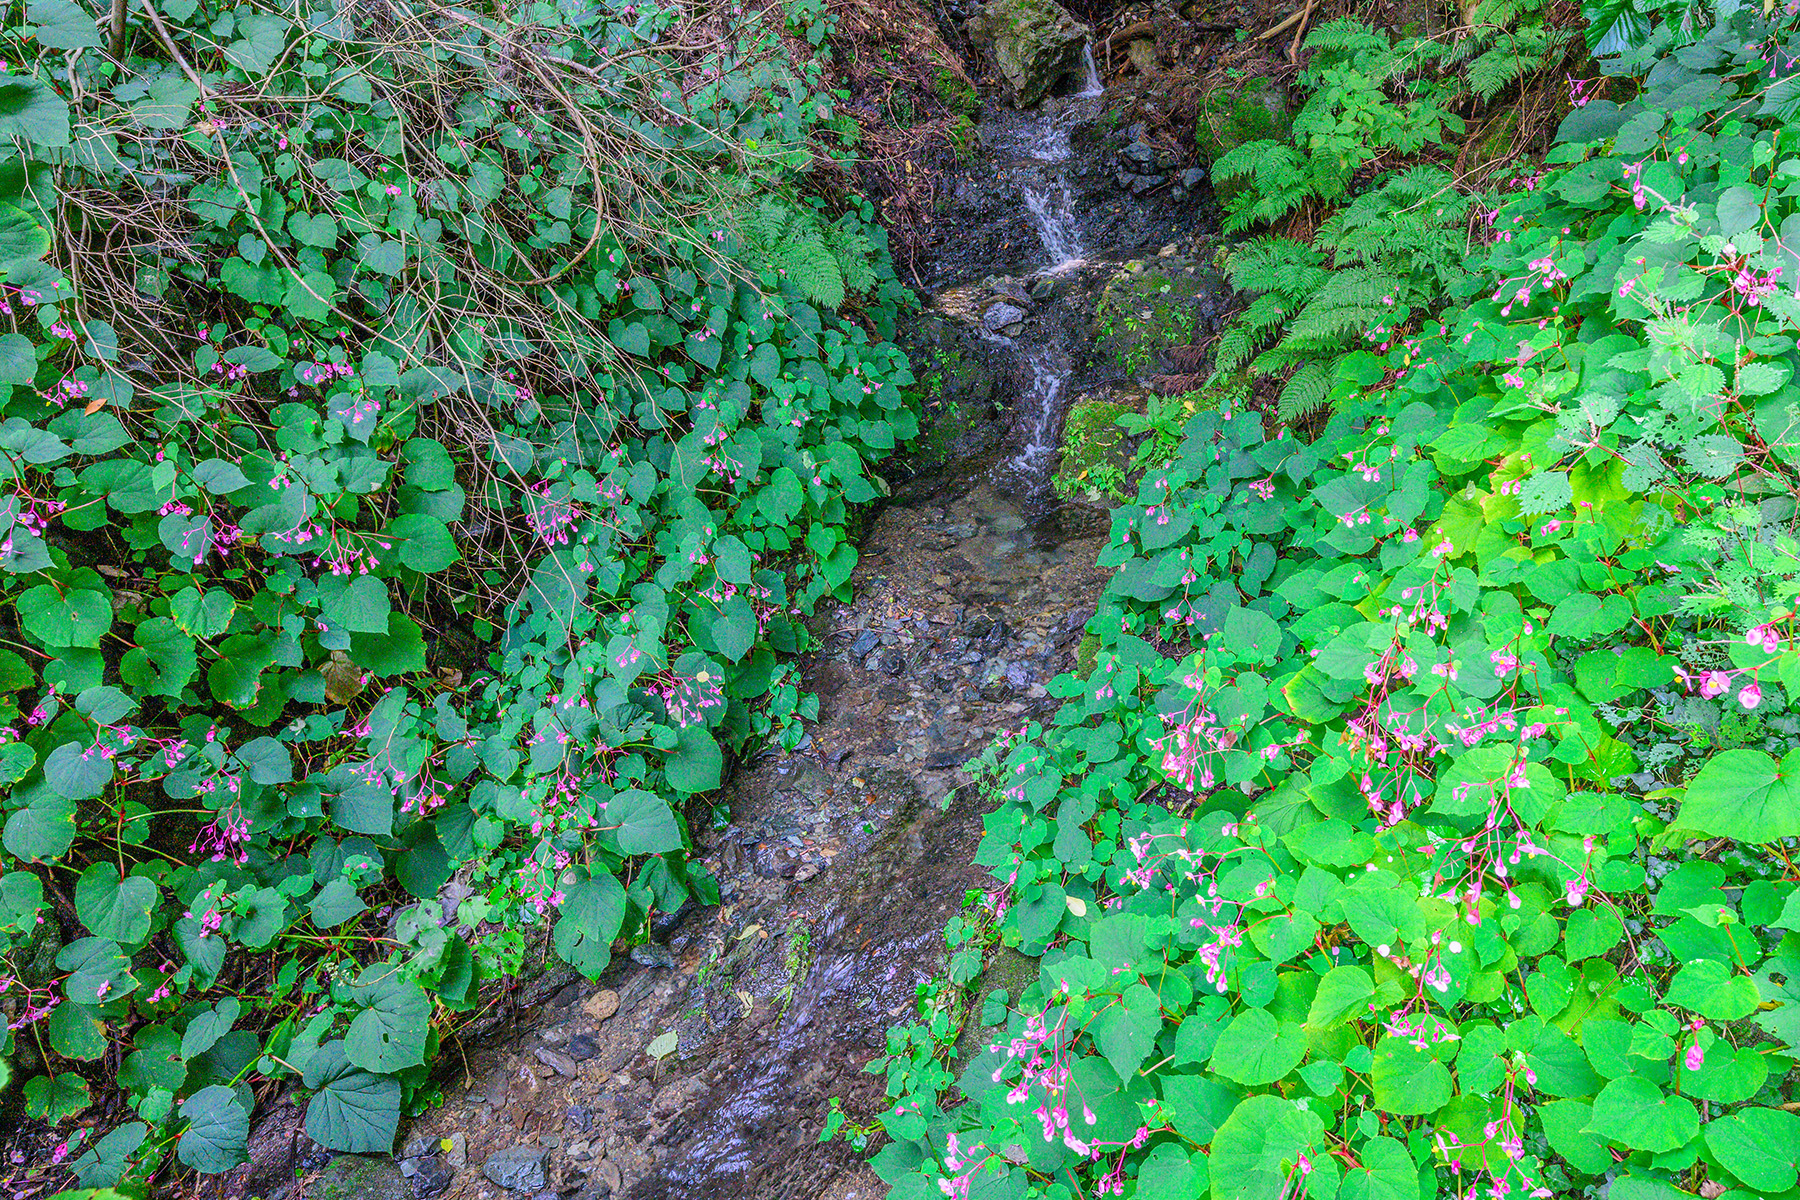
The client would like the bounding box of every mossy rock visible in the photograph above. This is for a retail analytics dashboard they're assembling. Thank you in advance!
[934,68,979,116]
[952,947,1043,1068]
[1195,77,1294,169]
[1091,264,1218,378]
[1074,631,1099,678]
[309,1156,410,1200]
[1053,397,1134,499]
[966,0,1090,107]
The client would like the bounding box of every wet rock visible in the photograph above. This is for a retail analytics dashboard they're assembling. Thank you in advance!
[879,651,907,676]
[582,989,619,1021]
[851,630,880,658]
[981,301,1027,335]
[567,1033,600,1060]
[651,897,698,939]
[534,1047,581,1077]
[629,943,675,968]
[409,1157,454,1198]
[1120,140,1158,168]
[759,842,803,877]
[966,0,1090,107]
[567,1106,594,1134]
[483,1146,548,1192]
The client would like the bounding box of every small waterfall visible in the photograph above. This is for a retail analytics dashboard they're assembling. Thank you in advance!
[1023,181,1084,268]
[1006,341,1070,478]
[1076,44,1104,97]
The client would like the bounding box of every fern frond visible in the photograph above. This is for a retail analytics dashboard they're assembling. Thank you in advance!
[776,227,843,308]
[1248,344,1311,378]
[1234,293,1302,343]
[1221,237,1327,294]
[1302,18,1388,57]
[1275,362,1334,422]
[1212,140,1282,183]
[823,218,876,295]
[1211,326,1258,377]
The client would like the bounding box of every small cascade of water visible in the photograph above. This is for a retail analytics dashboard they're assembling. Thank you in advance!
[1022,180,1084,267]
[1076,43,1104,97]
[1005,341,1070,479]
[990,66,1107,486]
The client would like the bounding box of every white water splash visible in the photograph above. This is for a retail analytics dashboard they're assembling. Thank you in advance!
[1023,180,1084,268]
[1076,44,1104,97]
[1005,341,1069,478]
[1023,108,1076,162]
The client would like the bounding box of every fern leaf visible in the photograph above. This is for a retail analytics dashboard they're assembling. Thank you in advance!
[1275,362,1334,422]
[778,227,844,308]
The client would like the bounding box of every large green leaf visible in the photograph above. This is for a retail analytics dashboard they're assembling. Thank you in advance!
[1210,1093,1329,1200]
[319,574,392,635]
[1675,748,1800,843]
[553,873,627,976]
[74,865,156,943]
[608,789,683,855]
[1209,1010,1306,1086]
[18,583,111,647]
[309,879,367,928]
[1663,959,1760,1021]
[1371,1035,1453,1116]
[664,724,722,794]
[177,1086,250,1173]
[1583,1077,1698,1153]
[69,1121,149,1188]
[1705,1107,1800,1193]
[43,741,113,800]
[170,587,237,638]
[0,77,69,148]
[55,937,136,1004]
[344,969,430,1073]
[1306,965,1374,1030]
[302,1040,400,1154]
[4,788,73,861]
[390,513,459,572]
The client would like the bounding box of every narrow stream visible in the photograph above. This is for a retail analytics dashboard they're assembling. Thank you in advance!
[998,94,1096,485]
[383,38,1206,1200]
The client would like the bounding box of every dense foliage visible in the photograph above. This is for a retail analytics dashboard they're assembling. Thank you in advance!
[1206,2,1575,422]
[875,11,1800,1200]
[0,0,913,1179]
